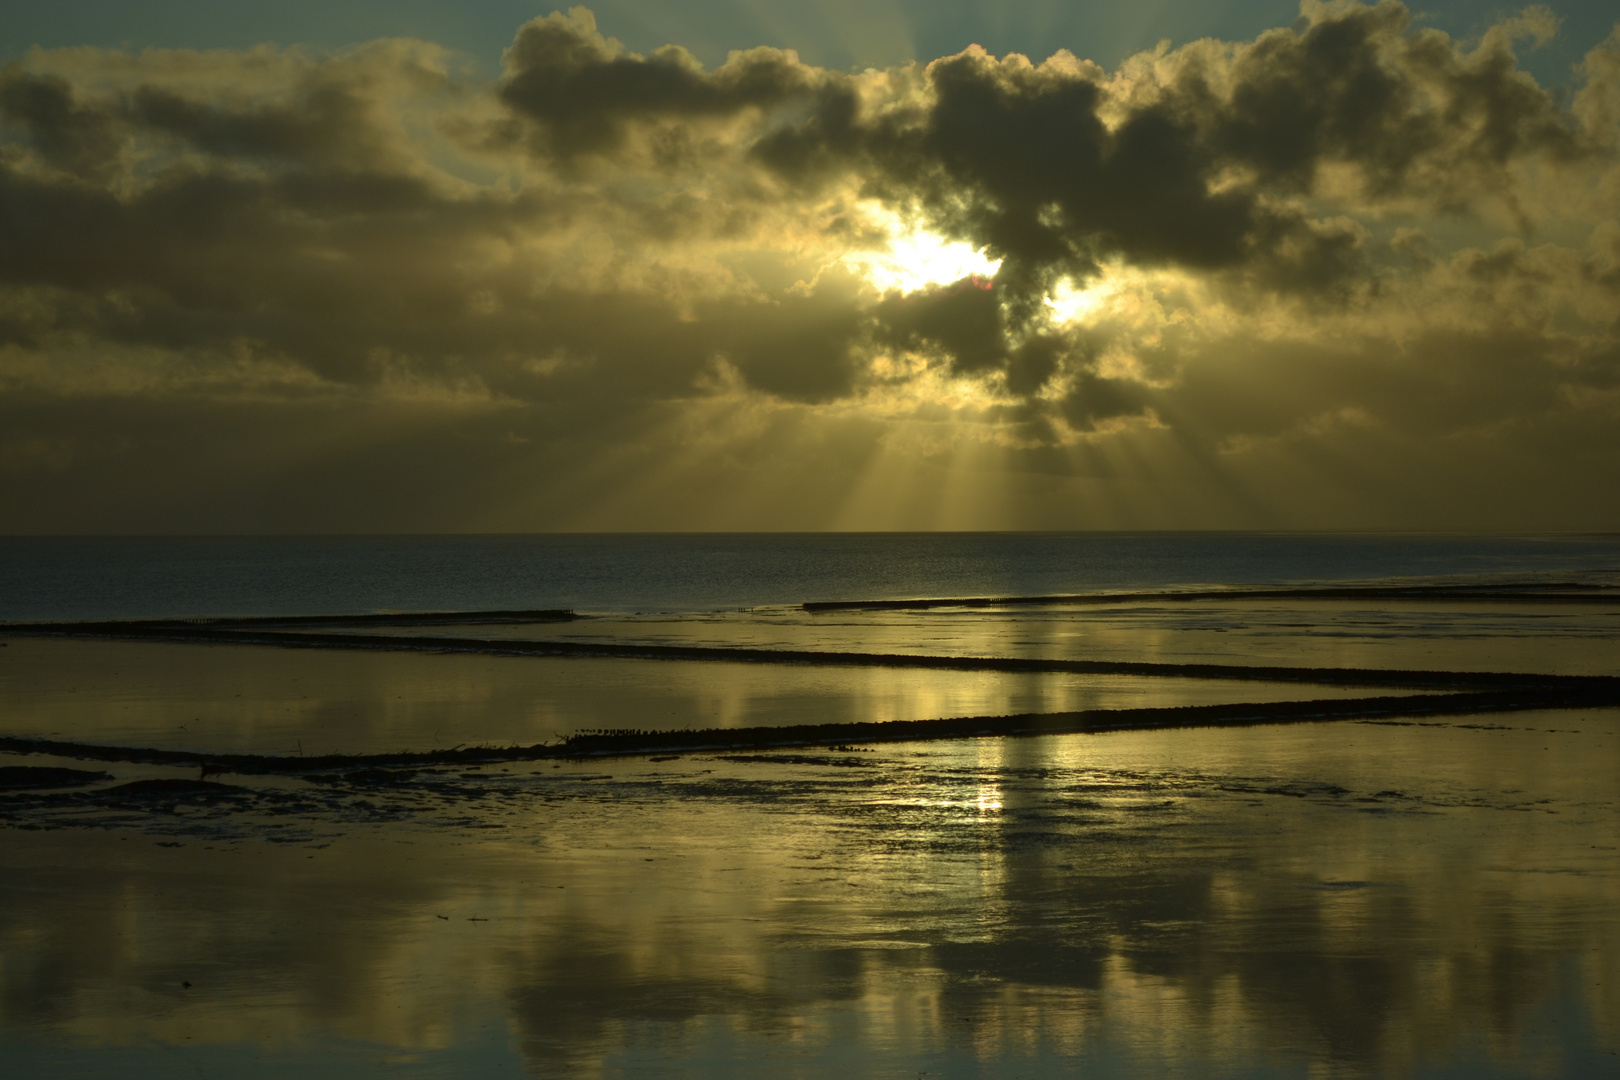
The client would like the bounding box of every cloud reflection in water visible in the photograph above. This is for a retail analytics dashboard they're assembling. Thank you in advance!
[0,710,1615,1077]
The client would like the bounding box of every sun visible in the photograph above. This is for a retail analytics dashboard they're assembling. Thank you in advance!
[843,207,1002,294]
[841,208,1139,331]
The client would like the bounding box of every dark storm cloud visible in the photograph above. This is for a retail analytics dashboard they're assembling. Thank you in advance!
[752,1,1610,306]
[872,277,1005,375]
[0,45,437,175]
[127,82,386,167]
[758,49,1265,287]
[0,69,125,178]
[492,8,830,161]
[1188,3,1582,198]
[0,26,876,412]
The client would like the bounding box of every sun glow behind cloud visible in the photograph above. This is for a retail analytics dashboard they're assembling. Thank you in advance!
[845,208,1003,295]
[1040,264,1190,332]
[1044,278,1115,325]
[1,3,1618,531]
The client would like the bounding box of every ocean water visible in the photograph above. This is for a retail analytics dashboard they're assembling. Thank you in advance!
[1,533,1618,1079]
[4,532,1619,620]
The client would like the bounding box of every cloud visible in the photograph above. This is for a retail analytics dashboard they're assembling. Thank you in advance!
[491,7,831,161]
[0,2,1617,530]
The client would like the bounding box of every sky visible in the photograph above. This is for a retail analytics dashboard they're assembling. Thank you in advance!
[1,0,1618,532]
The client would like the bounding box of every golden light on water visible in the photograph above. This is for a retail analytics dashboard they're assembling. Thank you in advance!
[4,0,1620,1071]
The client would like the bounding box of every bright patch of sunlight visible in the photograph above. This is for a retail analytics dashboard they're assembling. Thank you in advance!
[1045,278,1117,324]
[846,207,1002,294]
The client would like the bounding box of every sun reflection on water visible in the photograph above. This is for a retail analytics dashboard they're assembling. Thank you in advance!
[0,710,1616,1077]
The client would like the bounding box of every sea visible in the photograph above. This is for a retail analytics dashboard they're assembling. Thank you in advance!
[4,532,1619,619]
[1,533,1617,1079]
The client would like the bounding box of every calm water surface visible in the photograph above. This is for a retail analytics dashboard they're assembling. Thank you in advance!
[0,535,1616,1077]
[4,533,1619,620]
[0,715,1615,1078]
[0,638,1400,755]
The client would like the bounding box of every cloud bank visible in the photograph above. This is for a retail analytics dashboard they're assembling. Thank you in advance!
[1,2,1618,530]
